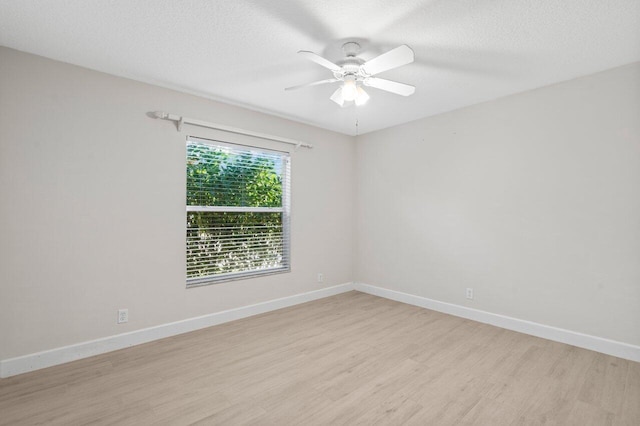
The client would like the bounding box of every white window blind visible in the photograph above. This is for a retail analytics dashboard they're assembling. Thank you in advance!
[186,137,290,286]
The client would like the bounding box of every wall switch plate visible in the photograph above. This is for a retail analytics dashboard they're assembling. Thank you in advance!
[317,273,324,283]
[466,288,473,300]
[117,309,129,324]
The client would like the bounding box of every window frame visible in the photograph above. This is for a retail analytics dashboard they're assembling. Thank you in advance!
[185,136,291,287]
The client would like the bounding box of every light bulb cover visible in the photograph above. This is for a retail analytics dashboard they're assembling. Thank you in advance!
[341,75,358,101]
[355,86,370,106]
[330,87,345,106]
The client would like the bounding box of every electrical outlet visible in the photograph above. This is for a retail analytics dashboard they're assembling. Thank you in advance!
[117,309,128,324]
[466,288,473,300]
[317,273,324,283]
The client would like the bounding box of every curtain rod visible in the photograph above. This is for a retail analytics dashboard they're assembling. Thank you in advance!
[152,111,313,149]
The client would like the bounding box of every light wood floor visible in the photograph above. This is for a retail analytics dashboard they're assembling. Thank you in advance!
[1,291,638,425]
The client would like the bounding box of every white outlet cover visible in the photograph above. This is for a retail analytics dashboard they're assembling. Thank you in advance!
[117,309,128,324]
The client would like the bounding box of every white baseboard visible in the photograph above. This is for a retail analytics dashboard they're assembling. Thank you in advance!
[0,283,355,378]
[354,282,640,363]
[4,281,637,378]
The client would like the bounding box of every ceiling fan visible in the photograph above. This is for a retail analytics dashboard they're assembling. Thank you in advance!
[286,41,416,107]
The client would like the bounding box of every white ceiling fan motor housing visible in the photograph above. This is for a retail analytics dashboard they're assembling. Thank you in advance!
[334,42,366,80]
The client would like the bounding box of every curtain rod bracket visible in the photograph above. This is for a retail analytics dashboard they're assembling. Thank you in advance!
[177,117,184,132]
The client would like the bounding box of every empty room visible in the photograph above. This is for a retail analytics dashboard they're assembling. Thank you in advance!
[1,1,639,425]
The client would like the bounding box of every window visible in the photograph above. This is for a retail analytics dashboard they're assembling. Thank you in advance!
[186,137,290,286]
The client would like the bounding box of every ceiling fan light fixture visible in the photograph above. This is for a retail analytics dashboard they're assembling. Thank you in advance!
[330,87,345,106]
[355,86,370,106]
[341,75,358,101]
[289,42,415,107]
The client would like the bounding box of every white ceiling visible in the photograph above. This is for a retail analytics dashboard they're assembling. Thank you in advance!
[1,0,639,135]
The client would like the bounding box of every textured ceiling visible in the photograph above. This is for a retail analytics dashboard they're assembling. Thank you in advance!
[1,0,639,135]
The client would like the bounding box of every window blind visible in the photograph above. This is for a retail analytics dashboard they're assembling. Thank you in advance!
[186,137,290,286]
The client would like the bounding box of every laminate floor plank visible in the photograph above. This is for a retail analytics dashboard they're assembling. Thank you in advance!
[0,291,637,425]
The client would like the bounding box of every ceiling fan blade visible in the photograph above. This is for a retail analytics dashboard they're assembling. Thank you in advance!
[364,77,415,96]
[361,45,414,76]
[285,78,340,91]
[298,50,341,72]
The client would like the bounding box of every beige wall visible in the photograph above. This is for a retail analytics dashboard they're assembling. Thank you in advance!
[1,45,638,362]
[0,47,356,360]
[356,62,640,346]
